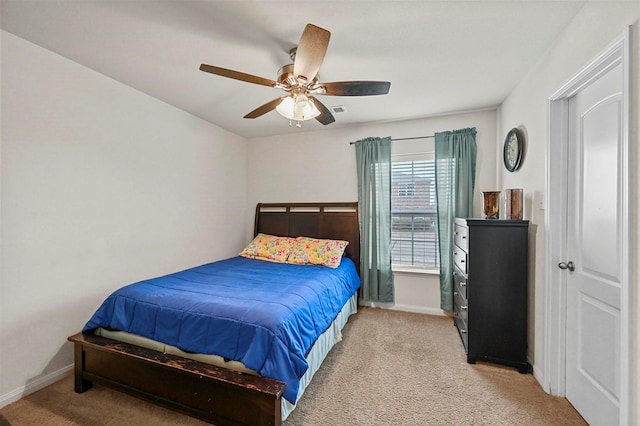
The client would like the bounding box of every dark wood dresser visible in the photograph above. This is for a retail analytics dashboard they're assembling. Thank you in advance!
[453,218,531,373]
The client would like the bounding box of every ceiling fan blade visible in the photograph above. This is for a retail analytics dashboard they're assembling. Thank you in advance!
[309,96,335,125]
[244,97,284,119]
[293,24,330,83]
[200,64,277,88]
[321,81,391,96]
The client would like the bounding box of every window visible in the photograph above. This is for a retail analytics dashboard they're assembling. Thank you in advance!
[391,152,439,271]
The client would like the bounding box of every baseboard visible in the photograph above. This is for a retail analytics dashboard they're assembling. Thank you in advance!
[360,301,448,317]
[389,304,449,316]
[531,362,546,392]
[0,364,73,408]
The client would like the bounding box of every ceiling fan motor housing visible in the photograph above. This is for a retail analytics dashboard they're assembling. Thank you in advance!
[277,64,296,87]
[278,64,319,89]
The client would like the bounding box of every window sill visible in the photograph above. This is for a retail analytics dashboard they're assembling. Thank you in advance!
[392,266,439,276]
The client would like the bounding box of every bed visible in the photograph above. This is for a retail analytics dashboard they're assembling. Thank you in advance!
[68,202,361,426]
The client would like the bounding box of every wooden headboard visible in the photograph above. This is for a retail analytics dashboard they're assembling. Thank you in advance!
[254,202,360,275]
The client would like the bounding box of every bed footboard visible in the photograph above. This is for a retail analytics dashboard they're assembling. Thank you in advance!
[68,333,285,426]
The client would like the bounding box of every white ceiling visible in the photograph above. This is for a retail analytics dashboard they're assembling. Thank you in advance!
[1,0,587,139]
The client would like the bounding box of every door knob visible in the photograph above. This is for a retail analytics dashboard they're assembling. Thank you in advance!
[558,261,575,272]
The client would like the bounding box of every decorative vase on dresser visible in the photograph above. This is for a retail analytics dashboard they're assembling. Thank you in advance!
[453,218,531,374]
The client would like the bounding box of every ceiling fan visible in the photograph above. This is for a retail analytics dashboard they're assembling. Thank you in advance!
[199,24,391,127]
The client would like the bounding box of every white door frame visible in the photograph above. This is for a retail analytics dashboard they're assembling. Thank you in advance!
[544,28,631,424]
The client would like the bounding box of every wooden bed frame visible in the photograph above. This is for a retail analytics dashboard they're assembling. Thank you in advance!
[68,202,360,426]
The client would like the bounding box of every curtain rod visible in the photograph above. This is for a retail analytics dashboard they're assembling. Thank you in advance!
[391,136,434,141]
[350,135,434,145]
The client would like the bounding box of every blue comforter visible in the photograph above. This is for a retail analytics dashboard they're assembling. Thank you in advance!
[83,256,360,404]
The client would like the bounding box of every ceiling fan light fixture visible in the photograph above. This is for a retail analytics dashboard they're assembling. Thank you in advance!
[276,94,320,122]
[294,94,320,119]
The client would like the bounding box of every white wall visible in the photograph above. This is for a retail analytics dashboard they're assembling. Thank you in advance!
[247,108,497,315]
[496,0,639,416]
[0,31,248,404]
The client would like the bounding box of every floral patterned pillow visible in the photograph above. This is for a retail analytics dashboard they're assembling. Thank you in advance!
[288,237,349,268]
[239,233,298,263]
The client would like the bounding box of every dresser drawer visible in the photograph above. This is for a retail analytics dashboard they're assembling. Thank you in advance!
[454,310,468,352]
[454,223,468,251]
[454,290,468,323]
[453,247,467,274]
[454,268,468,299]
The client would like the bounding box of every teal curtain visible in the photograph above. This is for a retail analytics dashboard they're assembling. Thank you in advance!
[354,136,394,303]
[435,128,477,311]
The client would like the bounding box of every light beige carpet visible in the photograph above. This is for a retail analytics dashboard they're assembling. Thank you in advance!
[1,307,586,425]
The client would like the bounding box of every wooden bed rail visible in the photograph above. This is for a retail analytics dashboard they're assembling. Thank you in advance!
[68,333,285,426]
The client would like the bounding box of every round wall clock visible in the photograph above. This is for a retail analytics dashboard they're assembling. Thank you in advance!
[503,128,524,172]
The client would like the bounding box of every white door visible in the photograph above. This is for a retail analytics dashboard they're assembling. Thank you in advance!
[564,61,623,425]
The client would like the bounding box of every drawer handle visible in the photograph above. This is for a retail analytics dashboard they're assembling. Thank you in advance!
[460,329,467,334]
[461,305,468,310]
[460,282,466,287]
[454,291,458,296]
